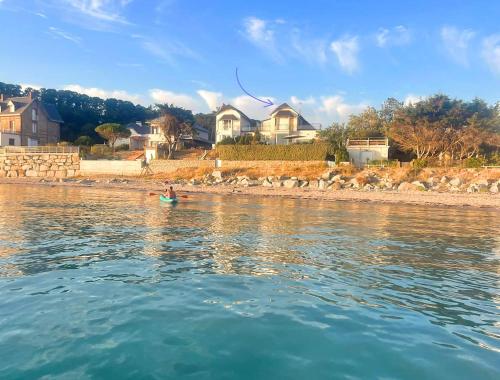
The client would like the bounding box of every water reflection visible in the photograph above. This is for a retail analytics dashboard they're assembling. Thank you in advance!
[0,184,499,360]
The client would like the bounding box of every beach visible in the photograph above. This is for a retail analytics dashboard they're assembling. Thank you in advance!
[1,176,499,209]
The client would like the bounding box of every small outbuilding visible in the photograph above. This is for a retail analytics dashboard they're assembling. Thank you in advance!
[346,138,390,167]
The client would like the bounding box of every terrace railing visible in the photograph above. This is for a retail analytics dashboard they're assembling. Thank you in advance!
[347,138,389,146]
[0,146,80,154]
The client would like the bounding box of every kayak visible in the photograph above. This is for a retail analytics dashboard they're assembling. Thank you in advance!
[160,195,178,203]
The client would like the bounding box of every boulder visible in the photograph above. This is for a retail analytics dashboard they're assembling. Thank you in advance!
[363,184,375,191]
[449,177,461,187]
[283,179,299,189]
[321,171,333,181]
[299,180,309,188]
[25,170,38,177]
[318,179,327,190]
[211,170,223,180]
[398,182,416,192]
[309,180,319,189]
[411,181,427,191]
[272,181,283,188]
[440,176,448,183]
[330,182,342,190]
[262,179,273,187]
[489,182,499,193]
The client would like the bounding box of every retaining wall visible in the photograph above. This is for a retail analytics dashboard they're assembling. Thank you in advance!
[80,159,143,176]
[0,152,80,178]
[149,160,215,174]
[217,160,327,170]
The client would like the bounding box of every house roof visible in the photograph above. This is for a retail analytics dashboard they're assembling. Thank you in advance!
[43,103,64,123]
[220,114,238,121]
[126,122,150,135]
[217,104,251,121]
[270,103,297,115]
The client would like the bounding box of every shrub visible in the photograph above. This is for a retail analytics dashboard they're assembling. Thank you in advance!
[464,157,486,168]
[90,144,112,156]
[216,143,331,161]
[334,147,349,164]
[116,143,130,151]
[368,159,399,167]
[412,158,428,169]
[74,136,93,146]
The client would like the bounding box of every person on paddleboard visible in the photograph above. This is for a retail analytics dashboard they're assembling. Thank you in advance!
[166,186,177,200]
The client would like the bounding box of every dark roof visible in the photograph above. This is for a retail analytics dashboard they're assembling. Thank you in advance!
[297,115,315,130]
[126,122,150,135]
[0,96,32,115]
[43,103,64,123]
[217,104,251,121]
[271,103,295,114]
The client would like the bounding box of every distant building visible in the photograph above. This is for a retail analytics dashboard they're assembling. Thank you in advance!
[215,103,319,145]
[0,93,62,146]
[346,138,390,167]
[215,104,259,144]
[117,120,212,150]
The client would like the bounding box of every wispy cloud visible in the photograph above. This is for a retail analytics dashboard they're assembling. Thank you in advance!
[64,84,143,104]
[149,89,202,110]
[440,26,476,66]
[62,0,131,23]
[376,25,411,47]
[133,35,200,66]
[330,35,360,73]
[481,34,500,76]
[404,94,425,105]
[290,29,328,65]
[242,17,282,62]
[47,26,82,45]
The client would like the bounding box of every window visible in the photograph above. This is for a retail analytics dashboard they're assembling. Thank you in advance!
[32,108,37,121]
[32,122,38,134]
[9,120,15,131]
[8,138,15,146]
[222,120,232,130]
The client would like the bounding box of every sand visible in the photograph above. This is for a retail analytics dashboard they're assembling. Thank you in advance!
[1,177,499,210]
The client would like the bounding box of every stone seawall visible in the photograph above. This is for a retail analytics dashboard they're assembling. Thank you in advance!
[218,160,327,170]
[0,153,80,178]
[149,160,215,174]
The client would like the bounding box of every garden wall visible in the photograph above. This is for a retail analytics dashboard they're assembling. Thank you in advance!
[80,159,143,176]
[0,152,80,178]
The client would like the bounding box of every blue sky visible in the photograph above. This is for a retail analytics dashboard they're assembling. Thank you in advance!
[0,0,499,126]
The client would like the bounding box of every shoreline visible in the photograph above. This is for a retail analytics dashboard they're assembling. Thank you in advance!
[1,177,499,210]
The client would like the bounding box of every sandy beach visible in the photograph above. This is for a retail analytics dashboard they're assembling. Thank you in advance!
[1,177,499,209]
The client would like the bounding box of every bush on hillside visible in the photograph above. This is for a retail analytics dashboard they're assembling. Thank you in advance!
[216,143,332,161]
[464,157,486,168]
[90,144,112,156]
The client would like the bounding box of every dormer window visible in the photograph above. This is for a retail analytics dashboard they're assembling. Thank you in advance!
[32,108,37,121]
[7,101,15,113]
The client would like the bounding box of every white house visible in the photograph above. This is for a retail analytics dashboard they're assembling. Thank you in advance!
[215,103,319,145]
[215,104,259,143]
[260,103,318,144]
[346,138,390,167]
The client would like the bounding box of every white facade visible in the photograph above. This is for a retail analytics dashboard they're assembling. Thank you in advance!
[346,138,390,167]
[215,107,253,143]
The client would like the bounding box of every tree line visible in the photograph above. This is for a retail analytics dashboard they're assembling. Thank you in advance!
[320,95,500,164]
[0,82,216,144]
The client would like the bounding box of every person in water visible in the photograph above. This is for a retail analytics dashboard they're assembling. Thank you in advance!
[166,186,176,199]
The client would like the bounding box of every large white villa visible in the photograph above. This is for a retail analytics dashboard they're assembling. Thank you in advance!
[215,103,319,144]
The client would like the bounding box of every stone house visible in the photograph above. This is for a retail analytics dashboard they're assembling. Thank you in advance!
[215,103,319,145]
[0,93,62,146]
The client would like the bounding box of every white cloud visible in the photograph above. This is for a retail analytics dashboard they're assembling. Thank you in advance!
[290,96,316,106]
[197,90,223,111]
[330,35,359,73]
[404,94,424,106]
[47,26,82,45]
[318,95,367,122]
[20,83,43,91]
[149,89,202,110]
[482,34,500,75]
[64,84,142,104]
[440,26,475,66]
[243,17,281,61]
[376,25,411,47]
[62,0,130,23]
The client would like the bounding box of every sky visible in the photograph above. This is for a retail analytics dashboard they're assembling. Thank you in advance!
[0,0,499,126]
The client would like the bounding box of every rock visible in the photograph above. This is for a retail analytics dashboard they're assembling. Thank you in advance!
[299,180,309,188]
[283,179,299,189]
[189,179,200,186]
[332,174,343,182]
[476,179,490,187]
[411,181,427,191]
[489,182,499,193]
[330,182,342,190]
[440,176,448,183]
[398,182,416,192]
[25,170,38,177]
[363,184,375,191]
[321,171,333,180]
[318,179,327,190]
[211,170,223,180]
[262,179,273,187]
[272,181,283,188]
[449,177,461,187]
[309,180,319,189]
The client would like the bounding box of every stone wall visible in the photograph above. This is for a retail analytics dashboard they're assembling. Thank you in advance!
[149,159,215,174]
[80,159,143,176]
[0,152,80,178]
[218,160,328,170]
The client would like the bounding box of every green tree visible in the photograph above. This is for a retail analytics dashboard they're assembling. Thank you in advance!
[95,123,131,155]
[319,122,350,163]
[74,135,93,146]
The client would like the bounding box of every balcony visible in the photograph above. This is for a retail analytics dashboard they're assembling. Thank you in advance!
[347,138,389,147]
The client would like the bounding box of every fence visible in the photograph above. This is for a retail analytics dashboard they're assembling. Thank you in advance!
[0,146,80,154]
[347,138,389,147]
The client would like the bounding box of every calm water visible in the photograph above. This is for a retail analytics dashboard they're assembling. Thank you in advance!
[0,185,499,379]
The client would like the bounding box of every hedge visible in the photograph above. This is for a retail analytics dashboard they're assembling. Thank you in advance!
[216,144,333,161]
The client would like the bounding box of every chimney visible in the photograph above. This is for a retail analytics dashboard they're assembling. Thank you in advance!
[28,91,32,100]
[0,94,3,102]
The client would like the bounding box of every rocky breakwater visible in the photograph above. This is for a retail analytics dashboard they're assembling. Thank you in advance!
[174,169,500,195]
[0,153,80,178]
